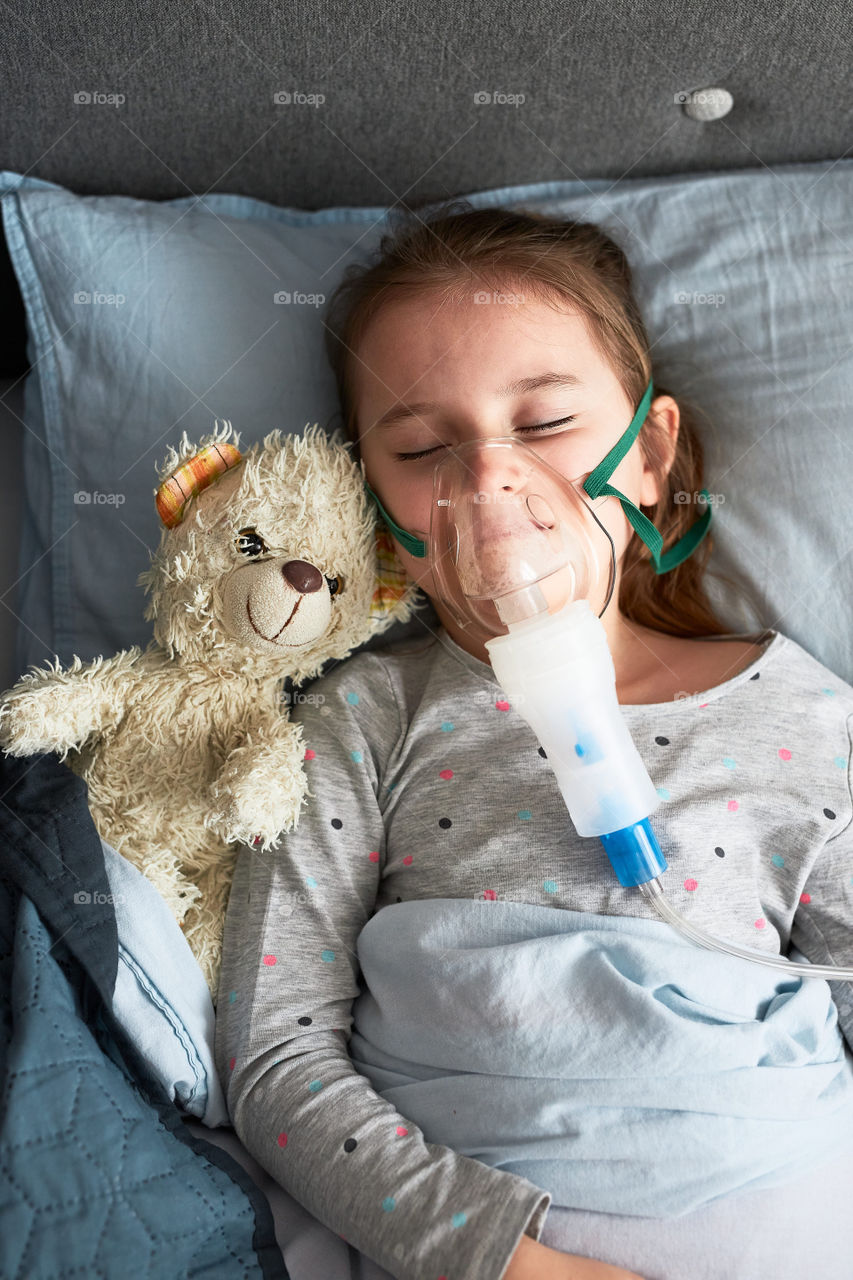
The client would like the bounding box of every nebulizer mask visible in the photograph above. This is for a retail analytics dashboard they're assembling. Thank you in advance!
[363,378,853,984]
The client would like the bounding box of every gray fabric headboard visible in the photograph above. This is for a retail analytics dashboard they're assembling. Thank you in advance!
[2,0,850,376]
[3,0,850,211]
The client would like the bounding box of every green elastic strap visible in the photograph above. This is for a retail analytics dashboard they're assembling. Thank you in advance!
[582,377,713,575]
[363,481,428,557]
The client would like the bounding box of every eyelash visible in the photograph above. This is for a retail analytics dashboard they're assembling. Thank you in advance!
[394,417,578,462]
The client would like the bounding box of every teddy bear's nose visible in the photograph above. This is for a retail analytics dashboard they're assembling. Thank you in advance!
[282,560,324,594]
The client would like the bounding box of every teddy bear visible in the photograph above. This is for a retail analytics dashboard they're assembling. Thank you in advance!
[0,419,424,999]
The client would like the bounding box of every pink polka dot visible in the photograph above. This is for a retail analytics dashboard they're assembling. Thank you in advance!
[483,889,497,900]
[495,700,510,712]
[368,850,380,863]
[699,702,709,709]
[727,800,739,812]
[439,769,454,780]
[277,1132,288,1148]
[800,892,811,904]
[684,878,698,891]
[396,1125,409,1137]
[304,748,316,761]
[778,748,792,761]
[754,918,766,930]
[402,855,413,866]
[262,954,277,966]
[229,1056,236,1071]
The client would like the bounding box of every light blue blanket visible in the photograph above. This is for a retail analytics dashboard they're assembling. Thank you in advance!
[348,899,853,1218]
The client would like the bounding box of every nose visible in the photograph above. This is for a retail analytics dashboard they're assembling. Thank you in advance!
[281,560,324,593]
[459,440,529,501]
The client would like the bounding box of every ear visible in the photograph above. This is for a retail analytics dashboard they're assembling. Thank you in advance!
[638,395,680,507]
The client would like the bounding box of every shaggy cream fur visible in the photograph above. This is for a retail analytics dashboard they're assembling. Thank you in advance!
[0,421,424,999]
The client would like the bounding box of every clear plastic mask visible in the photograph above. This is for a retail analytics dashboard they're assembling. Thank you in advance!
[425,436,617,648]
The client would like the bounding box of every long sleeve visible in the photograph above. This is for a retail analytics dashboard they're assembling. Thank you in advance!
[214,653,551,1280]
[789,712,853,1052]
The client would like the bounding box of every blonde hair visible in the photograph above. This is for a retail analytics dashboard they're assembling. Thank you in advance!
[324,199,749,639]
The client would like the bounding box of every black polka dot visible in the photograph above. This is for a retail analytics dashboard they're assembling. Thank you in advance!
[343,1138,357,1153]
[823,808,836,820]
[714,846,725,858]
[538,747,548,759]
[654,736,670,746]
[438,817,452,829]
[331,818,343,830]
[750,672,760,681]
[396,896,403,903]
[297,1016,312,1025]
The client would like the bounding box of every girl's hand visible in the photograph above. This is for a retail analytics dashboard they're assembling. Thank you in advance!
[504,1234,645,1280]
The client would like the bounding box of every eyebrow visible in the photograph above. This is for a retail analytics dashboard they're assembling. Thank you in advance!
[373,371,584,430]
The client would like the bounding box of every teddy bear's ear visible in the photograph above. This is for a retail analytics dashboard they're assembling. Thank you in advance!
[155,441,244,529]
[369,524,416,623]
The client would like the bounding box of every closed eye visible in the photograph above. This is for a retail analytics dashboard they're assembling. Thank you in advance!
[394,417,577,462]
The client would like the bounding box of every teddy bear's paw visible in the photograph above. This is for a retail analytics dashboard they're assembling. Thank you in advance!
[207,778,302,847]
[202,797,265,848]
[0,691,89,759]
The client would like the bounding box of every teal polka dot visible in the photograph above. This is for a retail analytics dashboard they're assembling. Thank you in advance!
[543,880,557,894]
[656,787,671,801]
[382,1197,396,1212]
[350,750,363,763]
[722,757,736,770]
[822,688,836,697]
[228,990,238,1003]
[834,756,847,769]
[441,721,455,732]
[308,1079,323,1093]
[386,781,397,791]
[771,854,785,868]
[321,949,336,962]
[305,876,317,888]
[452,1211,468,1228]
[346,692,360,705]
[517,809,532,821]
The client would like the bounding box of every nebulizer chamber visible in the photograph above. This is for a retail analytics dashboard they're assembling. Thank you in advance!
[427,437,853,984]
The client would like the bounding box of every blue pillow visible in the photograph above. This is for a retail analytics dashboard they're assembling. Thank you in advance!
[2,161,853,681]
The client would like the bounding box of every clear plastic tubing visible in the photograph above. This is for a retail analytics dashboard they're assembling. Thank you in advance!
[486,597,853,985]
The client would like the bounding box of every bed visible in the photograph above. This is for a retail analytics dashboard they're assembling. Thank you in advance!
[2,3,852,1277]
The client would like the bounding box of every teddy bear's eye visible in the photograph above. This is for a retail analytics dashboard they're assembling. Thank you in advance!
[236,527,268,557]
[325,574,342,598]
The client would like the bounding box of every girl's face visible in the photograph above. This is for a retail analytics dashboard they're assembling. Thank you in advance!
[354,288,678,618]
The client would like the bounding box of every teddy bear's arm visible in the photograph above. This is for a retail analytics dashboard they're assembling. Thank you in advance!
[204,713,310,851]
[0,648,142,760]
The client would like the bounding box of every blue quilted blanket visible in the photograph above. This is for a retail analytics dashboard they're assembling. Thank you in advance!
[348,897,853,1218]
[0,751,288,1280]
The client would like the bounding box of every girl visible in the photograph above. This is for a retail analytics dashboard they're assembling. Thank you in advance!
[215,204,853,1280]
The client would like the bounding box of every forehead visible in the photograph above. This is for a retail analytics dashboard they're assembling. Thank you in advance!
[353,290,606,397]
